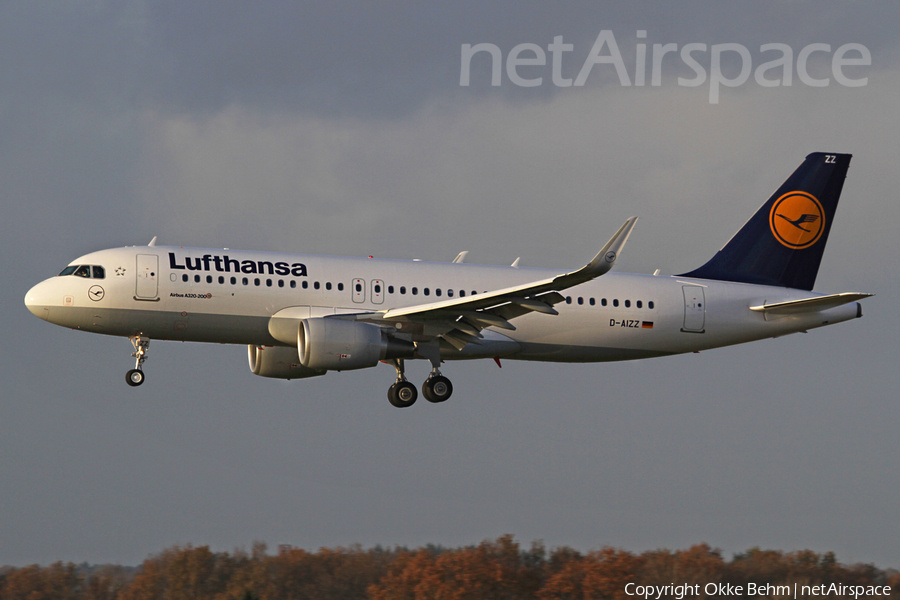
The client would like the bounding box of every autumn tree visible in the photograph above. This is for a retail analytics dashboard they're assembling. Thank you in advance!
[369,535,545,600]
[539,547,644,600]
[117,545,235,600]
[0,562,81,600]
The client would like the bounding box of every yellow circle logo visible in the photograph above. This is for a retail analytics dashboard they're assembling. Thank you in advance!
[769,191,825,249]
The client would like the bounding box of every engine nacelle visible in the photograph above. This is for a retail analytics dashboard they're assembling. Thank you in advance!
[298,318,415,371]
[248,345,325,380]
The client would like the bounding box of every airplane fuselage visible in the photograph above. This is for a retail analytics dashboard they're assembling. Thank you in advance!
[25,245,861,363]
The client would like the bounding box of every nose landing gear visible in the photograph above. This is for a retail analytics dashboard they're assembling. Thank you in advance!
[126,335,150,387]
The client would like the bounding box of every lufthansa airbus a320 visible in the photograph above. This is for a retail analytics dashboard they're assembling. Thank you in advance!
[25,153,871,407]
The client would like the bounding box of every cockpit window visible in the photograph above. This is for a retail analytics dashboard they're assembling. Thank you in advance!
[60,265,105,278]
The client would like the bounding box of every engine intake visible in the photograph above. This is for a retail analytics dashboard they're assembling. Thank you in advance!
[248,345,325,380]
[298,318,415,371]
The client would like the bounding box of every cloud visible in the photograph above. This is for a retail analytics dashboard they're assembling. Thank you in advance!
[138,65,900,278]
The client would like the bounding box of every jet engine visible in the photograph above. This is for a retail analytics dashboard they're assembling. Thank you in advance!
[248,344,325,380]
[298,318,415,371]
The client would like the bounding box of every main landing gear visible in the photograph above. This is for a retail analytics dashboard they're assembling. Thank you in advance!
[387,359,417,408]
[126,335,149,387]
[386,359,454,408]
[423,371,453,403]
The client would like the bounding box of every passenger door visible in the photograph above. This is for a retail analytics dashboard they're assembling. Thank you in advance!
[135,255,159,300]
[681,285,706,332]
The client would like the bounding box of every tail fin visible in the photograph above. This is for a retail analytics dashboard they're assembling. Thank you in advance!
[680,152,851,290]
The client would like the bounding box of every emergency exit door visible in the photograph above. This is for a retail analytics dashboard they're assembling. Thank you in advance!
[352,278,365,303]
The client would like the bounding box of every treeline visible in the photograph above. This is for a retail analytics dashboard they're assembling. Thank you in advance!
[2,536,898,599]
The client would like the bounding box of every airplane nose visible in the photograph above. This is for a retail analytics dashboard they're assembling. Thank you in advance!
[24,281,52,320]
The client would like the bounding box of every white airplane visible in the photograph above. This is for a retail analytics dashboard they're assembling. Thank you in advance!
[25,153,871,407]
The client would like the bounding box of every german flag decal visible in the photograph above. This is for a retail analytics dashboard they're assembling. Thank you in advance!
[641,321,654,329]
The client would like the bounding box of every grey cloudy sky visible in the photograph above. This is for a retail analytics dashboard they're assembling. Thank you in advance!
[2,1,898,568]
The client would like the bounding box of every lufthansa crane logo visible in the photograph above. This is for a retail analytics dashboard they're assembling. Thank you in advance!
[769,191,825,250]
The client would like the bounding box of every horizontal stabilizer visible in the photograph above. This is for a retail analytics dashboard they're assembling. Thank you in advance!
[750,293,872,317]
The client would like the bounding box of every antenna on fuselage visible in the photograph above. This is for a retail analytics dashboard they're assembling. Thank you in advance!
[148,236,158,247]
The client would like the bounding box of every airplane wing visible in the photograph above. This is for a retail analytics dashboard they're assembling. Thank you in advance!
[356,217,638,349]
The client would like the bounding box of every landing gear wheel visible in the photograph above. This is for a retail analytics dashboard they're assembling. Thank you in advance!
[126,369,145,387]
[423,375,453,403]
[388,381,418,408]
